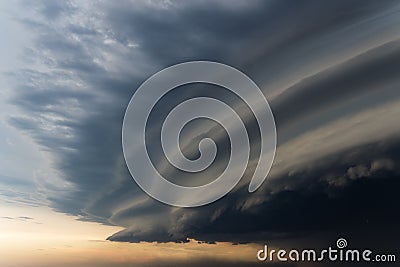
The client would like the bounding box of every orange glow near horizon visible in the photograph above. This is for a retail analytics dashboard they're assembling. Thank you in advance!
[0,201,259,267]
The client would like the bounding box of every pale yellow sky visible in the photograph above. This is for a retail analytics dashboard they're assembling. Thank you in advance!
[0,201,259,267]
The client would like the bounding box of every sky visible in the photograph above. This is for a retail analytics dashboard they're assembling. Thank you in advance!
[0,0,399,266]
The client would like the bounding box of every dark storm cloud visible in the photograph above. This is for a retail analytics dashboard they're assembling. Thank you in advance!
[7,0,400,247]
[272,40,400,129]
[104,0,398,65]
[107,140,400,246]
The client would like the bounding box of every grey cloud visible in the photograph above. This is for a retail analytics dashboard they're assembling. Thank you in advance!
[42,2,74,20]
[0,174,45,207]
[272,40,400,136]
[18,216,34,220]
[324,158,395,187]
[0,216,37,222]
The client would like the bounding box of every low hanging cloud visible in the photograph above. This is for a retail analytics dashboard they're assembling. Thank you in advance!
[4,0,400,246]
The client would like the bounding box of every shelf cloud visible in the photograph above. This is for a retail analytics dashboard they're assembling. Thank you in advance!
[4,0,400,249]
